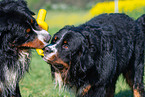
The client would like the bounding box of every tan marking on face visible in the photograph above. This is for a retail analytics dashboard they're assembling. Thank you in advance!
[64,40,67,44]
[47,53,70,84]
[48,55,56,61]
[63,45,68,49]
[31,19,33,24]
[54,72,63,91]
[26,28,31,33]
[54,36,57,40]
[82,85,91,96]
[19,38,45,49]
[134,89,141,97]
[46,53,69,68]
[55,58,69,68]
[53,36,58,43]
[53,62,71,91]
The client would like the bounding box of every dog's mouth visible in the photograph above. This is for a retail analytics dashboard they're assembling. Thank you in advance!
[53,64,65,70]
[18,38,47,49]
[44,60,66,71]
[43,56,69,71]
[17,28,51,50]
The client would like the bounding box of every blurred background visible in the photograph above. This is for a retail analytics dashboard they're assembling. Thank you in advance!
[19,0,145,97]
[26,0,145,30]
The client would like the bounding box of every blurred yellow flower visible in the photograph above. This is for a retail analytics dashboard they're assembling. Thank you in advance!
[90,0,145,16]
[46,11,92,28]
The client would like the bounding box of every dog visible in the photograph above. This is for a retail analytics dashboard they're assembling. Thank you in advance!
[0,0,51,97]
[43,13,145,97]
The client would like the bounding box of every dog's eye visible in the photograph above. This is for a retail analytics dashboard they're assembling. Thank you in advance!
[62,44,69,49]
[62,41,69,49]
[53,36,58,43]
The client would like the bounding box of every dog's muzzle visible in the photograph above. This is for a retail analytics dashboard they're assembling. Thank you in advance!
[43,44,58,62]
[33,29,51,46]
[43,46,54,53]
[44,34,51,43]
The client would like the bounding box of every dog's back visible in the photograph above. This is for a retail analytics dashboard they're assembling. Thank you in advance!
[81,13,136,71]
[83,13,145,97]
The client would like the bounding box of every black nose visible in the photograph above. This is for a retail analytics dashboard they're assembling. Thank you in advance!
[44,34,51,43]
[43,46,53,53]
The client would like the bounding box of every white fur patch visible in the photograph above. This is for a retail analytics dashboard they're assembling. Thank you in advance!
[0,66,18,97]
[44,31,67,60]
[5,66,17,94]
[32,29,50,46]
[0,50,30,97]
[44,44,58,60]
[54,72,63,91]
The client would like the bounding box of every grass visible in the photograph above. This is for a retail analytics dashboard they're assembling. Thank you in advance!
[20,10,145,97]
[20,52,133,97]
[20,51,74,97]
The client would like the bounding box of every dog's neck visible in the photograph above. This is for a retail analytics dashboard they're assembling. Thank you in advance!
[0,50,30,96]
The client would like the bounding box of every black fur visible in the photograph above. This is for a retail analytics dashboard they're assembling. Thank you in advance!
[0,0,50,97]
[43,13,145,97]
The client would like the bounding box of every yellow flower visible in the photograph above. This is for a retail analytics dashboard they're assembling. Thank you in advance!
[90,0,145,16]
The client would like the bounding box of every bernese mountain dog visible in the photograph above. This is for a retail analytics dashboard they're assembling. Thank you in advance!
[43,13,145,97]
[0,0,51,97]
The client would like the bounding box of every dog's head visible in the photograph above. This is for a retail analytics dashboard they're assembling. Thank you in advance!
[43,25,99,87]
[0,0,51,51]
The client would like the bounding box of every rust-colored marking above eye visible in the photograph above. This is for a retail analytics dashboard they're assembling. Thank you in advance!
[54,36,57,40]
[26,28,31,33]
[31,19,33,24]
[64,41,67,44]
[53,36,58,43]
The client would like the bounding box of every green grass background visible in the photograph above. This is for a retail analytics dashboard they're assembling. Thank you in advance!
[19,10,145,97]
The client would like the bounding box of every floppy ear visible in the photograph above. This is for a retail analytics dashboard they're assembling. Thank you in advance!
[82,25,101,56]
[69,36,94,86]
[74,29,98,72]
[74,25,102,72]
[79,41,94,72]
